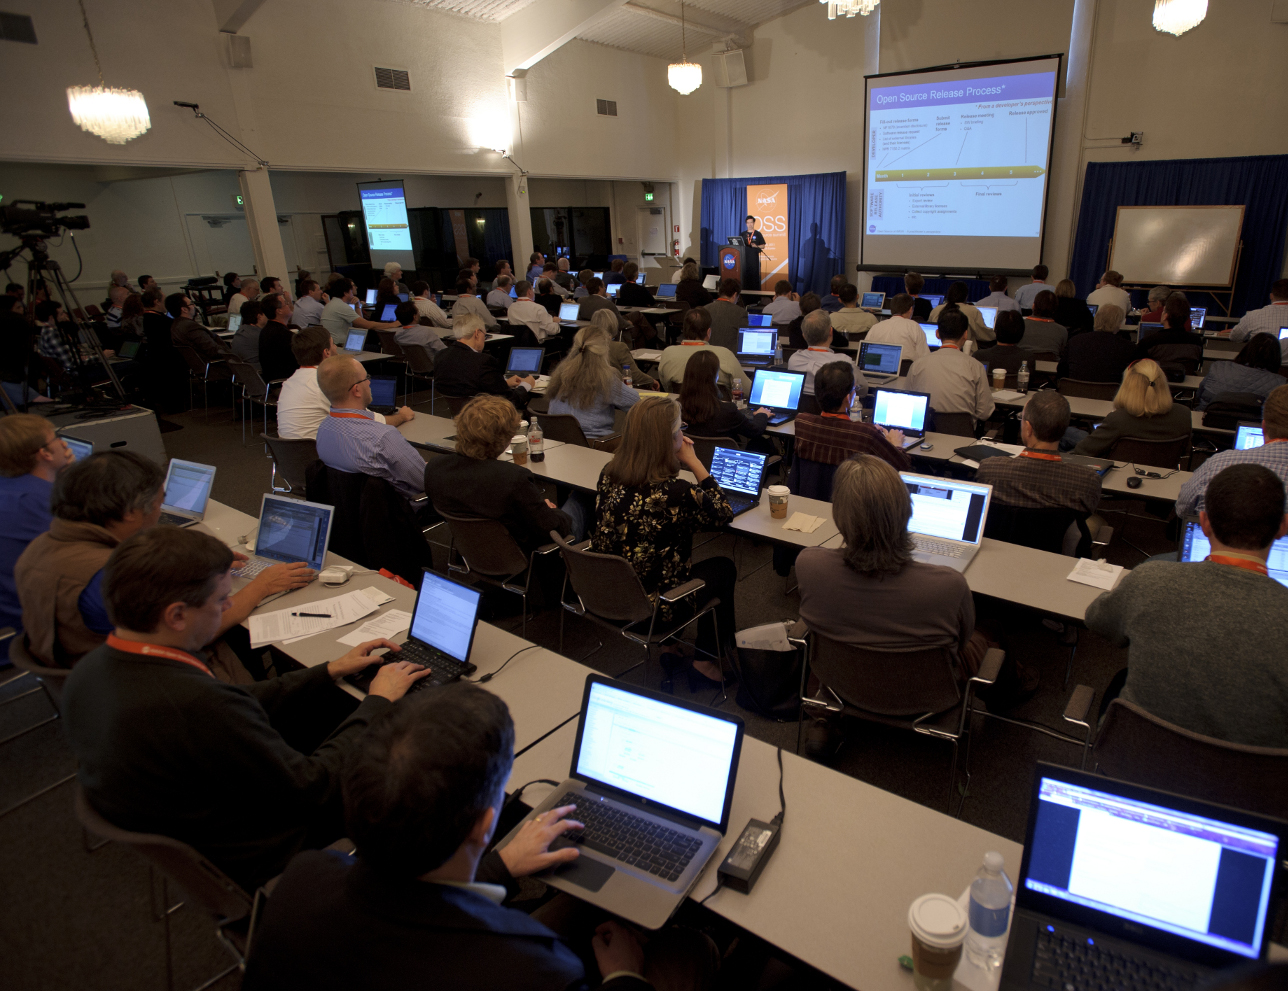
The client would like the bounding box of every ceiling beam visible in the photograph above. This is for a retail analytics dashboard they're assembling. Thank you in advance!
[622,0,751,42]
[212,0,268,34]
[502,0,632,74]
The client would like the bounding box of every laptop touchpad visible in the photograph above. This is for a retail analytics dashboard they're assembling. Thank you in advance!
[550,853,614,892]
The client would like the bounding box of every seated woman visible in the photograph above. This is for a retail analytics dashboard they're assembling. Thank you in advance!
[423,394,573,553]
[1060,303,1134,383]
[374,277,401,310]
[678,349,771,445]
[796,454,986,676]
[674,260,712,309]
[591,396,735,689]
[546,323,639,441]
[1072,358,1193,458]
[1194,334,1285,411]
[588,309,659,389]
[1052,279,1094,337]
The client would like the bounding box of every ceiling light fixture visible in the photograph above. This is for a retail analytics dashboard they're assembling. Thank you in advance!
[668,1,702,95]
[1152,0,1207,35]
[820,0,878,20]
[66,0,151,144]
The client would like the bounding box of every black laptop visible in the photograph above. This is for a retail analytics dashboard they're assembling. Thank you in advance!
[707,447,769,516]
[367,375,399,415]
[505,347,544,377]
[748,368,806,426]
[1001,763,1286,991]
[736,328,777,367]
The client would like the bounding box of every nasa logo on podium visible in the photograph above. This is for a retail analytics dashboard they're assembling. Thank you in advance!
[722,254,737,270]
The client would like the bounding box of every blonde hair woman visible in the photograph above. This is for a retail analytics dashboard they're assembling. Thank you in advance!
[547,323,639,439]
[588,309,659,389]
[675,260,712,309]
[1072,358,1193,458]
[591,397,735,690]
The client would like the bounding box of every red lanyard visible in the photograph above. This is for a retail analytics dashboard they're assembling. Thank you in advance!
[1029,318,1054,323]
[807,347,832,353]
[940,342,961,351]
[328,410,370,419]
[820,411,851,420]
[1207,555,1269,576]
[106,633,213,677]
[1019,450,1062,462]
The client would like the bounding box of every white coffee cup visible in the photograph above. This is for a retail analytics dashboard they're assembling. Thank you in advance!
[767,484,790,519]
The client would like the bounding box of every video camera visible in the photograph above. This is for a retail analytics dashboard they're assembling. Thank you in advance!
[1,200,91,237]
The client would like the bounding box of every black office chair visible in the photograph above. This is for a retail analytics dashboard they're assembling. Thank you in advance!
[1057,378,1119,401]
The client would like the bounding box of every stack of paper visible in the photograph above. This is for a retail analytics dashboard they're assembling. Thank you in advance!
[1067,558,1123,590]
[782,513,825,533]
[248,586,393,648]
[992,389,1025,402]
[337,609,413,647]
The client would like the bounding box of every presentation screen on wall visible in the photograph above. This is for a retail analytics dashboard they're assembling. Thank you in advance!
[861,56,1062,272]
[357,180,416,272]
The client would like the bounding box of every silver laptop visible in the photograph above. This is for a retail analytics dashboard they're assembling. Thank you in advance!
[977,305,998,330]
[900,471,992,572]
[499,674,744,929]
[736,328,777,366]
[702,274,719,290]
[157,459,217,528]
[225,313,242,335]
[342,330,366,353]
[861,290,885,310]
[231,494,333,599]
[1179,519,1288,588]
[558,301,580,324]
[858,341,902,380]
[871,387,930,445]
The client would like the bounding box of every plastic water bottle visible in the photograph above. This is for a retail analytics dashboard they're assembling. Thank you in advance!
[622,364,632,386]
[527,416,545,462]
[965,851,1013,971]
[774,338,784,366]
[1016,361,1030,394]
[732,377,744,403]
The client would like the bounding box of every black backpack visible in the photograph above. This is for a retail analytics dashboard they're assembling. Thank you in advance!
[1202,392,1263,430]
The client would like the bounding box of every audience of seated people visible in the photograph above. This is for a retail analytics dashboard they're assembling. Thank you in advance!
[1020,291,1068,357]
[792,360,910,480]
[678,349,772,447]
[863,293,929,361]
[507,280,561,343]
[293,279,326,327]
[1071,358,1193,458]
[168,292,233,371]
[320,278,397,345]
[392,300,447,353]
[374,277,402,311]
[787,293,838,351]
[829,283,877,338]
[434,313,535,409]
[657,307,743,392]
[1136,291,1204,375]
[1177,385,1288,517]
[1085,269,1133,319]
[576,278,625,331]
[485,261,512,293]
[973,310,1036,379]
[230,298,266,371]
[819,275,845,313]
[1194,334,1285,411]
[486,275,515,312]
[788,310,865,399]
[547,324,638,442]
[1059,303,1133,383]
[452,273,501,329]
[410,281,451,328]
[762,280,801,325]
[1137,285,1171,325]
[929,281,989,343]
[906,309,995,429]
[227,278,258,316]
[534,277,565,315]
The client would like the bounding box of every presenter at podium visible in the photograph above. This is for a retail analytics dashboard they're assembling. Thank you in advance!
[741,215,766,290]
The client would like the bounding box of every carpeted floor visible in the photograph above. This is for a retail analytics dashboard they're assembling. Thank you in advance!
[1,394,1177,990]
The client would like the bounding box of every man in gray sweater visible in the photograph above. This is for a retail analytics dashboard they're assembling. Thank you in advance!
[1086,463,1288,747]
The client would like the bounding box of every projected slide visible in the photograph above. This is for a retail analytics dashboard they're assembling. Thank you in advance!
[358,183,412,251]
[861,57,1061,272]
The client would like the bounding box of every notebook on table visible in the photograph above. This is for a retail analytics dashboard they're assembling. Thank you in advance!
[1178,519,1288,587]
[346,569,481,694]
[1001,763,1286,991]
[1235,422,1264,450]
[748,369,806,426]
[505,347,544,377]
[497,674,744,930]
[342,330,366,353]
[365,376,399,415]
[899,471,991,572]
[655,283,678,299]
[707,447,769,516]
[858,341,901,380]
[606,283,620,297]
[232,494,334,601]
[118,340,142,358]
[861,291,885,310]
[871,387,930,445]
[1137,322,1165,343]
[157,459,217,527]
[736,329,777,367]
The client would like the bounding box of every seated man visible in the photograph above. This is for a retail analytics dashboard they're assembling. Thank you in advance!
[905,309,995,427]
[1087,463,1288,747]
[829,284,877,338]
[819,275,845,313]
[540,262,571,299]
[314,355,425,503]
[604,257,626,285]
[64,526,430,892]
[573,268,594,298]
[278,328,412,441]
[616,262,652,308]
[762,280,801,324]
[227,278,259,316]
[904,271,933,322]
[0,415,75,662]
[293,279,326,327]
[168,292,234,368]
[788,310,866,398]
[230,298,266,371]
[976,274,1021,314]
[103,285,128,330]
[787,293,847,351]
[1059,303,1133,382]
[243,684,653,990]
[1229,278,1288,361]
[409,280,451,329]
[929,281,991,343]
[974,391,1100,515]
[1136,291,1203,370]
[434,313,534,409]
[450,276,500,329]
[576,278,624,330]
[320,278,396,346]
[657,307,743,392]
[1014,265,1050,312]
[392,301,446,352]
[864,293,930,361]
[972,310,1035,379]
[1085,268,1133,318]
[702,278,747,353]
[506,280,560,343]
[15,451,313,669]
[259,293,299,382]
[793,361,909,473]
[485,275,514,311]
[1019,290,1069,357]
[1177,385,1288,517]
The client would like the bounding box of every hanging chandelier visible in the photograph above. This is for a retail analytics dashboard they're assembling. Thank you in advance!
[668,1,702,95]
[1151,0,1207,35]
[820,0,878,20]
[66,0,151,144]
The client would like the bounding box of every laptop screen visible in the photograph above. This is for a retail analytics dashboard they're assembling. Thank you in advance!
[255,495,332,571]
[636,273,646,284]
[1189,307,1206,328]
[345,330,366,352]
[593,272,604,280]
[509,286,518,299]
[859,342,902,376]
[506,347,543,375]
[873,388,929,432]
[919,322,940,348]
[702,274,719,290]
[977,305,998,329]
[1180,520,1288,588]
[409,570,483,663]
[737,329,776,356]
[226,313,242,334]
[119,340,141,358]
[1023,773,1279,961]
[163,459,216,514]
[379,303,398,322]
[559,302,580,322]
[1137,322,1164,343]
[606,283,620,297]
[708,447,767,497]
[746,313,772,327]
[1087,303,1098,317]
[368,376,398,407]
[749,369,805,411]
[574,677,743,830]
[655,283,677,298]
[901,473,989,545]
[365,289,378,305]
[922,294,945,308]
[861,291,885,309]
[61,435,94,461]
[1278,327,1288,341]
[1235,423,1264,450]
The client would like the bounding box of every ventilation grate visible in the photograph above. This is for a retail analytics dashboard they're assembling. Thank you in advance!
[374,67,411,91]
[596,99,618,117]
[0,12,37,43]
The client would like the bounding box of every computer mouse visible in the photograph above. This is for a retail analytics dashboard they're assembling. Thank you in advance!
[920,443,933,451]
[1126,476,1143,489]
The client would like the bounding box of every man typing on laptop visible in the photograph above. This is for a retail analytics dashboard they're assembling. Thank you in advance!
[278,328,413,441]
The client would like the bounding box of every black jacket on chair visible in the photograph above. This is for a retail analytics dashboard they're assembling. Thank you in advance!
[424,453,571,556]
[434,340,530,408]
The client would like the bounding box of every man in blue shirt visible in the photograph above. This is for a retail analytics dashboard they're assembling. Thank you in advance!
[0,415,75,662]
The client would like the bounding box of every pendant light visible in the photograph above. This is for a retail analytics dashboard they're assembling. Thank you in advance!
[66,0,151,145]
[668,1,703,96]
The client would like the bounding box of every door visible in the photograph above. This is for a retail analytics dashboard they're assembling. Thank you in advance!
[638,207,668,257]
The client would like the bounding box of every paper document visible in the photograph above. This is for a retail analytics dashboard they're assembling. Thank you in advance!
[735,621,793,653]
[248,587,388,648]
[337,609,412,647]
[782,513,825,533]
[992,390,1025,402]
[631,350,663,361]
[1067,558,1124,591]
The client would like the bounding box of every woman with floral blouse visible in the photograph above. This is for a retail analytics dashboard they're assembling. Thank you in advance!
[591,396,736,691]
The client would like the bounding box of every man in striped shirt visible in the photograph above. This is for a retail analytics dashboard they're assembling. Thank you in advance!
[314,356,425,503]
[793,361,909,472]
[1177,385,1288,518]
[1229,279,1288,361]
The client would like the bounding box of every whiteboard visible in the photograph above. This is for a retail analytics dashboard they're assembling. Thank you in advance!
[1108,205,1243,287]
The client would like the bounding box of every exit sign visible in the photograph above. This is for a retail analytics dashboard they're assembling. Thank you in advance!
[644,192,654,201]
[232,193,244,209]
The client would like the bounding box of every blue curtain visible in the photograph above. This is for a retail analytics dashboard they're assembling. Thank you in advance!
[699,171,846,296]
[870,276,992,302]
[1069,155,1288,316]
[437,208,514,272]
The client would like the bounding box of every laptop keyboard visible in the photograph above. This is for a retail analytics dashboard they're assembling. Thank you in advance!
[913,536,970,558]
[232,558,271,580]
[344,640,476,694]
[158,511,195,528]
[1032,925,1198,991]
[553,791,702,882]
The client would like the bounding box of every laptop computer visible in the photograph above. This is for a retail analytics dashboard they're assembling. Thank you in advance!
[702,274,719,290]
[506,346,544,377]
[872,387,931,446]
[118,339,142,358]
[858,341,902,380]
[378,302,398,322]
[1137,322,1165,343]
[1190,306,1206,329]
[1178,519,1288,587]
[635,272,646,285]
[1000,763,1286,991]
[1087,303,1098,318]
[226,313,242,335]
[922,293,945,308]
[707,447,769,516]
[558,301,581,324]
[977,305,998,330]
[746,313,772,327]
[231,494,334,598]
[919,322,941,349]
[498,674,744,930]
[398,292,409,302]
[655,283,678,299]
[365,288,378,305]
[367,375,399,415]
[606,283,620,297]
[59,434,94,461]
[1235,421,1264,450]
[736,328,777,367]
[593,271,604,281]
[749,368,806,425]
[345,568,481,694]
[157,459,217,528]
[900,471,991,572]
[342,330,367,353]
[861,291,885,310]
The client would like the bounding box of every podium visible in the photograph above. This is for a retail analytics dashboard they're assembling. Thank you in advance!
[717,243,746,285]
